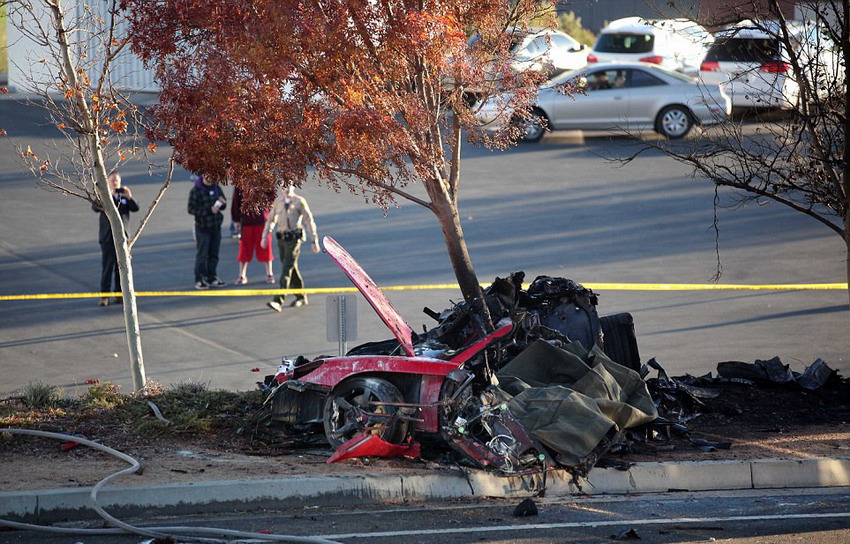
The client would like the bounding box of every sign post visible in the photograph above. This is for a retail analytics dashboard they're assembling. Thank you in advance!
[326,295,358,356]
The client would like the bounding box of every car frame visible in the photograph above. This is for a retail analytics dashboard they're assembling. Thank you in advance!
[256,237,644,472]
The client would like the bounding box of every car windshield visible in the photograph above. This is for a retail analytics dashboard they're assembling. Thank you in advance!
[705,37,780,63]
[594,32,654,54]
[548,68,584,87]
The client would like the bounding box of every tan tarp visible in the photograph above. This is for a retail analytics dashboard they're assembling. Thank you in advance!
[497,340,658,467]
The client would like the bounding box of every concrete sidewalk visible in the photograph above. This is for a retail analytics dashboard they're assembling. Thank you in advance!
[3,457,850,523]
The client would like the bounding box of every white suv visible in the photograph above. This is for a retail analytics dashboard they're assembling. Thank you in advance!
[699,20,841,110]
[588,17,713,74]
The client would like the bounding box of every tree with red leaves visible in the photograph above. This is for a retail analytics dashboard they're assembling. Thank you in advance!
[124,0,553,330]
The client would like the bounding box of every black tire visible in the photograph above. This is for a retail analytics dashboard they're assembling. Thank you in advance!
[323,377,409,449]
[655,105,693,139]
[600,313,641,372]
[516,108,548,143]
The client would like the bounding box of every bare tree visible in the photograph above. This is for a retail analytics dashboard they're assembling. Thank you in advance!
[1,0,174,390]
[626,0,849,303]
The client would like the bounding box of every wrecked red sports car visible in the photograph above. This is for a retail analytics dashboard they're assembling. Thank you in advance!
[255,236,656,475]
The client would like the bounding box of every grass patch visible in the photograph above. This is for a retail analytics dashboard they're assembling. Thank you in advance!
[1,381,266,440]
[20,382,64,409]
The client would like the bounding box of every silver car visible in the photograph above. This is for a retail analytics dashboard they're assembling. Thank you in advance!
[476,62,730,141]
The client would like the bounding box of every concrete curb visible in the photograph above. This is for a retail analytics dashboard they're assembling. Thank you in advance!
[3,457,849,523]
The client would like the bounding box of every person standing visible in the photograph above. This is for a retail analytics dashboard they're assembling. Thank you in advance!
[92,172,139,307]
[261,186,319,311]
[232,187,275,285]
[188,174,228,289]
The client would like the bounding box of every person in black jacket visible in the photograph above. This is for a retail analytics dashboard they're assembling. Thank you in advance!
[92,172,139,306]
[188,174,228,289]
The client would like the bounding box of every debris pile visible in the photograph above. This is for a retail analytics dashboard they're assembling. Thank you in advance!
[250,237,847,479]
[603,356,848,461]
[252,237,655,478]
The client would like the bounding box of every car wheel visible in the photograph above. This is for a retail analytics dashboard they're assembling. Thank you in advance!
[655,105,693,139]
[516,108,547,143]
[323,377,409,449]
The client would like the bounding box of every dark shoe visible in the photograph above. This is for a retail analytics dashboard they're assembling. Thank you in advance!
[112,297,123,305]
[266,301,282,312]
[194,281,209,290]
[99,297,109,307]
[208,278,227,288]
[290,299,308,308]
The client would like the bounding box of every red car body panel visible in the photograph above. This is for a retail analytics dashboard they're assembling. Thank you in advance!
[297,355,462,389]
[327,433,422,464]
[449,322,514,364]
[416,374,446,432]
[323,236,416,356]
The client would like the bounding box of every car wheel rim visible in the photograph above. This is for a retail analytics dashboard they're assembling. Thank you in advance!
[662,109,689,137]
[523,118,543,140]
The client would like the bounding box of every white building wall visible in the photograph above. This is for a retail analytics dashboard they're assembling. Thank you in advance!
[6,0,158,94]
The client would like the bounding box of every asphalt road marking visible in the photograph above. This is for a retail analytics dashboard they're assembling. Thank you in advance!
[319,512,850,539]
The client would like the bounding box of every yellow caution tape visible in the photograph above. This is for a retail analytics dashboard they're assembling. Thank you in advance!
[0,283,845,301]
[581,283,848,291]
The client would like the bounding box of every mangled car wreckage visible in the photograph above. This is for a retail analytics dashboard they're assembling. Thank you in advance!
[255,237,657,475]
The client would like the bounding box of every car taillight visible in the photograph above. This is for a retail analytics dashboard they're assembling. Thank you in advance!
[700,61,720,72]
[639,55,664,64]
[587,53,598,63]
[760,61,789,73]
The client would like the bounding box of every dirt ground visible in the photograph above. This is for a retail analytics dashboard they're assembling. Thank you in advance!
[2,379,849,493]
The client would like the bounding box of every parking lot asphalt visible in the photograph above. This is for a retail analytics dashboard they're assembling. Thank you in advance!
[0,94,847,398]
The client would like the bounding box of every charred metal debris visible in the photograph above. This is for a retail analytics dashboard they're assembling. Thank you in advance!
[609,355,846,459]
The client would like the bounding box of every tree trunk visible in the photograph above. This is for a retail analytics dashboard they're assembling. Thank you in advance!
[430,189,493,333]
[845,217,850,310]
[114,223,146,391]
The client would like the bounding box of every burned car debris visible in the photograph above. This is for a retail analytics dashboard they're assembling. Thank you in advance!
[614,355,848,459]
[250,236,657,476]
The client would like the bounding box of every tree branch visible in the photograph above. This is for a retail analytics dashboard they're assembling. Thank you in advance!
[129,157,174,248]
[322,163,434,210]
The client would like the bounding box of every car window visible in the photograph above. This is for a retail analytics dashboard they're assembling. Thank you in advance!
[679,25,711,44]
[551,34,580,50]
[523,37,548,56]
[705,38,780,63]
[628,69,666,87]
[586,69,627,91]
[594,32,655,54]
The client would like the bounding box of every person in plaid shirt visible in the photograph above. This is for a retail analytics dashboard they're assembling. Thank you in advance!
[188,174,228,289]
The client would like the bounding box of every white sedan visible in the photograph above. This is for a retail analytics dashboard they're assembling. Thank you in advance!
[476,62,731,141]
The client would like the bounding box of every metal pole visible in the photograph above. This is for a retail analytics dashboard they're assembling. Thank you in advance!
[338,295,347,356]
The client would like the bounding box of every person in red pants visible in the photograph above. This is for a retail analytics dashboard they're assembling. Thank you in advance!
[231,187,276,285]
